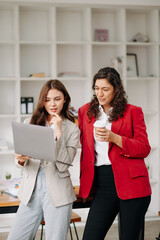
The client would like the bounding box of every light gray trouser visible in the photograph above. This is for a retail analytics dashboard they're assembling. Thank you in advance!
[7,169,72,240]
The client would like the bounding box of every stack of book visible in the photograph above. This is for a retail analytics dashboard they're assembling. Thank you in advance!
[58,72,81,77]
[29,72,45,77]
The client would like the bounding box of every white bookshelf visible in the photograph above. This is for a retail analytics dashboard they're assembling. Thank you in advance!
[0,1,159,221]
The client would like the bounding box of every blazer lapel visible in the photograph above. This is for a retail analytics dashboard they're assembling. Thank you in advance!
[109,117,123,151]
[86,117,95,158]
[55,119,67,155]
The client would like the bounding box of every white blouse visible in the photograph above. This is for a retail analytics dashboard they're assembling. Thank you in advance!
[93,105,112,166]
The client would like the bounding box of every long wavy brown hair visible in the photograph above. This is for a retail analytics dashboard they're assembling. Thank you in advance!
[30,79,74,126]
[87,67,128,122]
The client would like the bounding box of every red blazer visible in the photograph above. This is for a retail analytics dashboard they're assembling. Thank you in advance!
[78,103,152,200]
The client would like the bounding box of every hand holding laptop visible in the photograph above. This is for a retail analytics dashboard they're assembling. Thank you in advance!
[15,153,30,165]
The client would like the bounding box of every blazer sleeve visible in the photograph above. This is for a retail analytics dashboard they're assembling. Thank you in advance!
[55,124,80,173]
[121,106,151,159]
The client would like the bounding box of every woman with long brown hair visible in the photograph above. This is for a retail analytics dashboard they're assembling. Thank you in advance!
[78,67,151,240]
[8,79,79,240]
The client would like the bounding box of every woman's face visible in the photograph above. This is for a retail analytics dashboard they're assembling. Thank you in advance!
[44,88,66,117]
[94,78,115,111]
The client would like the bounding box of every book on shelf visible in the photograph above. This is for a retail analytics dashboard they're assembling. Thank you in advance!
[29,72,45,77]
[58,72,81,77]
[21,97,34,114]
[94,29,109,42]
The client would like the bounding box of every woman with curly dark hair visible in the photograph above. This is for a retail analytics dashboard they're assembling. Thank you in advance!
[78,67,151,240]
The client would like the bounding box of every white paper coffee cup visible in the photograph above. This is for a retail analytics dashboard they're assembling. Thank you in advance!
[93,120,106,128]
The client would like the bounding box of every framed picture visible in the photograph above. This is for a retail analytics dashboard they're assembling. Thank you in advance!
[126,53,139,77]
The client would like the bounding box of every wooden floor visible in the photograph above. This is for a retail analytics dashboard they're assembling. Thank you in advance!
[1,220,160,240]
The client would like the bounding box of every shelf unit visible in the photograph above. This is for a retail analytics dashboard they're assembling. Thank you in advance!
[0,2,159,218]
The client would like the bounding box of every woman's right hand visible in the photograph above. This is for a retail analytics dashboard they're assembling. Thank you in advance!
[15,153,30,163]
[50,113,63,140]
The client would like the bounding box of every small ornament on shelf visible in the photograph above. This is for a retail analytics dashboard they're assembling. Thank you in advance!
[5,172,11,180]
[94,29,109,42]
[131,32,149,42]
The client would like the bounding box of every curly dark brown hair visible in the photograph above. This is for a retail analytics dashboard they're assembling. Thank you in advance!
[87,67,128,122]
[30,79,74,126]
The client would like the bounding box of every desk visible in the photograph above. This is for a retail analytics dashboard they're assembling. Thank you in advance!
[0,186,92,214]
[0,187,144,240]
[0,191,20,214]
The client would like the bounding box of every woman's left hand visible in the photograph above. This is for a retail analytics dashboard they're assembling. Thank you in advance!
[50,113,62,140]
[94,127,122,148]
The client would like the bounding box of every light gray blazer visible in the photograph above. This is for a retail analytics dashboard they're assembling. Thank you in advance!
[16,118,80,207]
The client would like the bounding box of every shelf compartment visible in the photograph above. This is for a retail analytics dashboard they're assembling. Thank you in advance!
[145,114,159,149]
[0,149,14,155]
[127,45,159,78]
[57,44,90,78]
[145,114,159,151]
[60,79,92,110]
[56,7,90,42]
[126,78,159,113]
[0,44,17,78]
[0,81,18,115]
[0,6,16,41]
[91,8,125,42]
[20,44,53,77]
[19,6,53,42]
[126,9,158,42]
[92,44,124,76]
[20,80,47,112]
[0,118,16,149]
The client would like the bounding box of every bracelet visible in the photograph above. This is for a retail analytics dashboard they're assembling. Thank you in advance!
[18,160,25,166]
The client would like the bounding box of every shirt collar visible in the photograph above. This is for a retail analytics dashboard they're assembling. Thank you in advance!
[99,105,112,116]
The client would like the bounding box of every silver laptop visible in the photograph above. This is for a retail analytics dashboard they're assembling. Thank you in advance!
[11,121,55,162]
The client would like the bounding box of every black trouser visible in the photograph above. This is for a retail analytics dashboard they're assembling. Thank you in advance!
[82,165,151,240]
